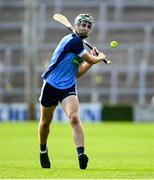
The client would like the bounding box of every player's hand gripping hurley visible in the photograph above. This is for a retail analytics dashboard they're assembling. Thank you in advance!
[53,13,110,65]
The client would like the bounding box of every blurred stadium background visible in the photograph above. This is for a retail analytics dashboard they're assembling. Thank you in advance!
[0,0,154,122]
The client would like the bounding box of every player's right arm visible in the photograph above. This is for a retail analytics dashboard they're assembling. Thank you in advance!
[77,47,105,78]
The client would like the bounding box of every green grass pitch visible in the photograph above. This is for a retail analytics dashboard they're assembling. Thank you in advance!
[0,121,154,179]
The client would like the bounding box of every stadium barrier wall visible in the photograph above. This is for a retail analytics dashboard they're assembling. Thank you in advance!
[0,103,101,122]
[102,104,133,121]
[0,103,28,121]
[0,103,154,122]
[36,103,102,122]
[134,104,154,122]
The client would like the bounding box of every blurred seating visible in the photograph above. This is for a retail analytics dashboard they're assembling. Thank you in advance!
[0,0,154,104]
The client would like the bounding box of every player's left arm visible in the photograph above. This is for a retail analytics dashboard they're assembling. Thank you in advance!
[77,62,93,78]
[77,48,98,78]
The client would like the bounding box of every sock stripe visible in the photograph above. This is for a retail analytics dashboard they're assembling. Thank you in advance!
[77,146,84,156]
[40,150,47,154]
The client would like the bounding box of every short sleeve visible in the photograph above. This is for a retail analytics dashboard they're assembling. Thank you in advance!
[64,35,87,56]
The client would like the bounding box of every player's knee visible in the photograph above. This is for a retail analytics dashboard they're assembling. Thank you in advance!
[40,119,51,129]
[70,113,80,125]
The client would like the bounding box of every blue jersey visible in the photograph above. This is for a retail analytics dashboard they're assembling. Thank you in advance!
[42,33,87,89]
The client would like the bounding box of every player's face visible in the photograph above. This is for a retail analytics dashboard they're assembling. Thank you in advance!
[75,21,92,39]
